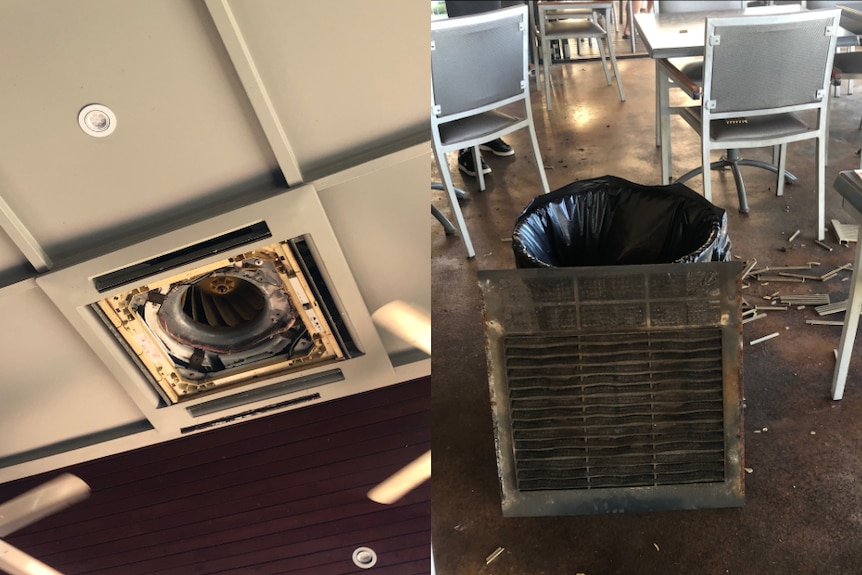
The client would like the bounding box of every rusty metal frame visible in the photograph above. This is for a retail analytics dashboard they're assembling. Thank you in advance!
[478,261,744,516]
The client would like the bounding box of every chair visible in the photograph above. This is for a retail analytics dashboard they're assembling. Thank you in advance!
[533,1,625,111]
[653,1,745,147]
[825,2,862,164]
[667,8,840,241]
[431,4,551,258]
[827,51,862,168]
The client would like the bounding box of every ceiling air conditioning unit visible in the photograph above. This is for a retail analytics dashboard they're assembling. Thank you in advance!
[36,184,395,434]
[478,262,744,516]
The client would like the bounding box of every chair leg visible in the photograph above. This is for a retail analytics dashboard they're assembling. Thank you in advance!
[605,34,625,102]
[527,125,551,195]
[531,30,541,91]
[473,146,485,192]
[543,39,553,111]
[702,146,712,203]
[817,136,826,241]
[832,230,862,399]
[433,149,475,258]
[775,144,787,198]
[596,37,613,86]
[826,94,832,164]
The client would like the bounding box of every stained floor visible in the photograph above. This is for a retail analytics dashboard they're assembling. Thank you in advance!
[432,49,862,574]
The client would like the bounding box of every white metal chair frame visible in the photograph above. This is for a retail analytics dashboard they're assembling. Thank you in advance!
[652,1,746,147]
[431,5,551,258]
[669,9,841,241]
[532,1,625,111]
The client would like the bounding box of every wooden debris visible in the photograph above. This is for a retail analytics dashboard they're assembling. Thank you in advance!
[814,239,833,251]
[741,259,758,280]
[750,332,780,345]
[779,294,830,305]
[815,300,856,316]
[486,547,505,565]
[755,275,804,282]
[743,313,767,324]
[806,319,844,326]
[832,219,859,244]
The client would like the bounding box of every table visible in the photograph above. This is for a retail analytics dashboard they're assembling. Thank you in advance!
[838,2,862,34]
[533,2,623,107]
[634,5,860,186]
[831,170,862,400]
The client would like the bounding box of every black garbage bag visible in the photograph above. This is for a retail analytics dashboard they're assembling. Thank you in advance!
[512,175,731,268]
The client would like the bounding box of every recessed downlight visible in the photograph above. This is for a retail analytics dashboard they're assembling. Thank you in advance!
[78,104,117,137]
[352,546,377,569]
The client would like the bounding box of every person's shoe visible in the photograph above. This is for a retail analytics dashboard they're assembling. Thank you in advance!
[458,150,491,177]
[479,138,515,157]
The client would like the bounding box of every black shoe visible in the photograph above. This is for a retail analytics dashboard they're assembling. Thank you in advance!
[458,150,491,177]
[480,138,515,157]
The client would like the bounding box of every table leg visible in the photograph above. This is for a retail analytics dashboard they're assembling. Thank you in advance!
[656,60,671,184]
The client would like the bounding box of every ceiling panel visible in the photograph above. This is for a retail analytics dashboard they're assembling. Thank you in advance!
[225,0,429,178]
[0,281,147,460]
[0,0,277,266]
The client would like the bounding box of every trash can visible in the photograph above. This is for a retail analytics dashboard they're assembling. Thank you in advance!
[512,175,731,268]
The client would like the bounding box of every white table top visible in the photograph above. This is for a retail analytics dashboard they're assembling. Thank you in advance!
[634,4,859,59]
[838,2,862,34]
[834,170,862,216]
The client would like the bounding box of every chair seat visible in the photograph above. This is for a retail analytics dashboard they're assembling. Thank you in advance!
[680,108,810,144]
[833,52,862,75]
[669,57,704,83]
[544,19,606,38]
[438,110,523,148]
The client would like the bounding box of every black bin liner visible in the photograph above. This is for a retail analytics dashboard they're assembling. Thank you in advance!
[512,175,731,268]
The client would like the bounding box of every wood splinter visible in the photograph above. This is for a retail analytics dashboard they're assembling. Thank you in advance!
[750,332,780,346]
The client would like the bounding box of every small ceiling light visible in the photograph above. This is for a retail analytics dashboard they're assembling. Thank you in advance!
[78,104,117,137]
[352,547,378,569]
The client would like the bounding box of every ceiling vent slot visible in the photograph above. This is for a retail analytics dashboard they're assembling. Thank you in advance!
[181,393,322,434]
[186,368,343,417]
[93,221,272,292]
[479,262,744,516]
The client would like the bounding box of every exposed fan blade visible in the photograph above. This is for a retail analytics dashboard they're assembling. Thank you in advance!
[0,539,63,575]
[371,300,430,355]
[367,450,431,505]
[0,474,90,538]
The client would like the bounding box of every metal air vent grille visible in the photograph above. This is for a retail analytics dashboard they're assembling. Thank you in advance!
[505,328,725,492]
[479,262,744,516]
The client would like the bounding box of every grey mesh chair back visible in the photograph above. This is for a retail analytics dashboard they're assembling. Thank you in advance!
[680,8,840,241]
[431,10,525,119]
[534,2,625,110]
[656,1,744,14]
[431,5,550,258]
[702,11,838,116]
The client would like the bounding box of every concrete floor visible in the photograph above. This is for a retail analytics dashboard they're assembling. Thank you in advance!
[432,48,862,574]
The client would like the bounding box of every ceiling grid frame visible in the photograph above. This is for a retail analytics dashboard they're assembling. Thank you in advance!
[204,0,304,186]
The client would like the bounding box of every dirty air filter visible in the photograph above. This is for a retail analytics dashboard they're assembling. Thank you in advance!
[94,235,351,404]
[478,262,744,516]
